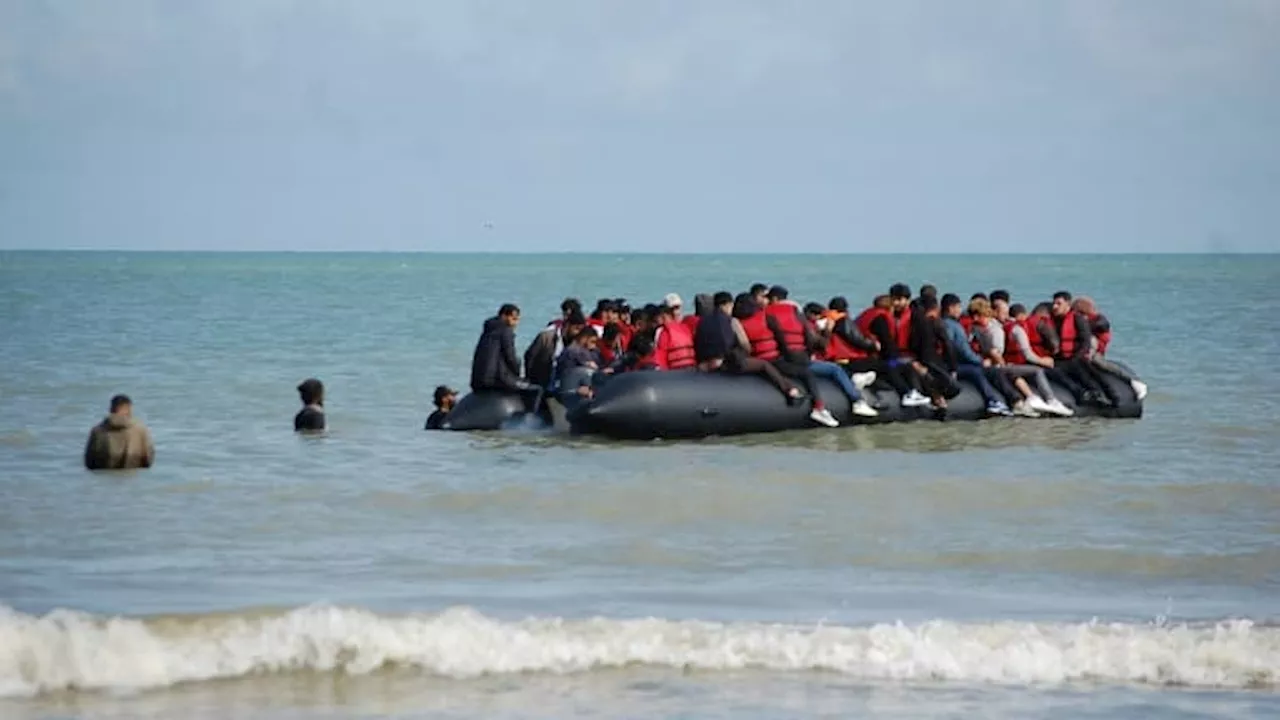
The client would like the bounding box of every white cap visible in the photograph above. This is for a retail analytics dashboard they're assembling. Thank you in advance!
[663,293,683,308]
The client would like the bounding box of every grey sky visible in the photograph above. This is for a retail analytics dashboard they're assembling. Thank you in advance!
[1,0,1277,252]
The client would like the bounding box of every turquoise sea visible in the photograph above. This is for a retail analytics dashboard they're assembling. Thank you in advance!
[1,251,1278,719]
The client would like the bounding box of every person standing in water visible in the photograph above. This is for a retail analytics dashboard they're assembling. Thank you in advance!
[424,385,458,430]
[84,394,156,470]
[295,378,326,432]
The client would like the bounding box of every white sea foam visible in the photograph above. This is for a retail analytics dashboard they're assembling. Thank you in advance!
[1,604,1275,698]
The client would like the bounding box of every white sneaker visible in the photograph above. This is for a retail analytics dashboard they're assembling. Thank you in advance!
[1045,399,1075,417]
[1013,401,1040,418]
[852,400,879,417]
[810,407,840,427]
[852,371,877,390]
[902,390,931,407]
[1025,395,1053,415]
[1131,380,1148,401]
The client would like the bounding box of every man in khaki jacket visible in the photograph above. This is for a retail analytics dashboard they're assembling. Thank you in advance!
[84,394,155,470]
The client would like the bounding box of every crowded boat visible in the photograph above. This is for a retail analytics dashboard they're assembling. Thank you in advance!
[443,282,1147,437]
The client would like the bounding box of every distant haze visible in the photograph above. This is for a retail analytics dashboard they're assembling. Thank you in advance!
[1,1,1277,253]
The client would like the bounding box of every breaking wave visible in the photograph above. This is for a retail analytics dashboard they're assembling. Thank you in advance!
[1,604,1276,697]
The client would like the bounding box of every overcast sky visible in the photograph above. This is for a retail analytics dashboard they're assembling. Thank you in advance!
[1,0,1277,252]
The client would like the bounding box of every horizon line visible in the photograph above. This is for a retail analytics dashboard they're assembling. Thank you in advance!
[2,248,1277,256]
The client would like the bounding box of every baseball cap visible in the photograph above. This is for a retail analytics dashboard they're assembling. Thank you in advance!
[433,385,457,405]
[663,293,683,309]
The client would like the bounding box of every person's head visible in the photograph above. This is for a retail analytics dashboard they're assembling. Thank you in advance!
[563,310,587,338]
[1071,295,1097,316]
[433,385,458,411]
[593,298,618,323]
[633,304,661,331]
[1051,291,1073,317]
[630,334,655,358]
[803,302,825,323]
[713,291,734,314]
[109,394,133,417]
[940,293,962,319]
[918,294,940,317]
[749,283,769,307]
[498,303,521,328]
[574,327,598,349]
[967,297,992,322]
[970,292,988,303]
[602,322,621,345]
[732,292,758,319]
[613,299,631,324]
[766,285,789,303]
[990,293,1010,321]
[662,293,683,321]
[658,301,680,325]
[1032,301,1053,318]
[560,298,581,320]
[918,284,937,301]
[828,296,850,314]
[297,378,324,407]
[1009,303,1028,320]
[873,294,892,311]
[889,283,912,311]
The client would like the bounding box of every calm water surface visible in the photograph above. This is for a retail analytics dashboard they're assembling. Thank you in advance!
[1,252,1278,719]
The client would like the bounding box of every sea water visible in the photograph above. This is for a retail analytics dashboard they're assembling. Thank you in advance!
[1,252,1277,718]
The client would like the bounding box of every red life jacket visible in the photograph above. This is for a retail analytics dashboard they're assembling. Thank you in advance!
[1057,311,1080,358]
[1031,316,1054,358]
[894,307,913,355]
[683,315,701,336]
[822,311,865,362]
[765,303,807,354]
[968,317,987,356]
[630,353,658,371]
[1086,312,1111,355]
[855,307,893,352]
[739,312,780,361]
[656,321,696,370]
[1003,318,1030,365]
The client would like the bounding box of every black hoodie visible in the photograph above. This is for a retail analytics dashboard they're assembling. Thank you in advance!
[470,316,523,392]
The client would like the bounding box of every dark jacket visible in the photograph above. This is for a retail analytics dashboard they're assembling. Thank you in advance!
[909,313,954,370]
[694,310,735,363]
[832,316,878,353]
[869,315,898,359]
[470,316,523,392]
[523,326,560,389]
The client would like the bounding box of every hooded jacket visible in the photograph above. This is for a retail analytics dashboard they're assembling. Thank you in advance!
[84,413,155,470]
[470,316,523,392]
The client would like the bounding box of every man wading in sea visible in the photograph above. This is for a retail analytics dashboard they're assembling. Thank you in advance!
[84,394,156,470]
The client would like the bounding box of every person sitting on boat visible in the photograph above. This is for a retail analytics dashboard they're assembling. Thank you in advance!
[653,297,697,370]
[940,294,1013,416]
[904,294,954,411]
[1050,291,1114,407]
[553,327,600,398]
[760,286,840,427]
[1071,295,1147,400]
[470,303,535,395]
[707,292,803,404]
[524,310,586,390]
[605,333,660,374]
[797,300,879,417]
[967,298,1059,417]
[857,294,932,407]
